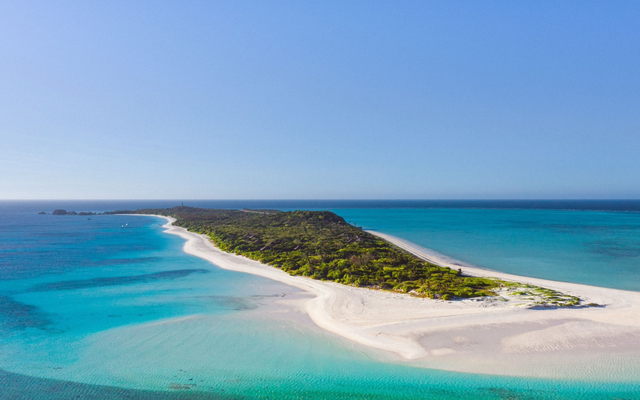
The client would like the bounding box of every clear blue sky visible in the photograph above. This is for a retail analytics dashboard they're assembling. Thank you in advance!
[1,1,639,199]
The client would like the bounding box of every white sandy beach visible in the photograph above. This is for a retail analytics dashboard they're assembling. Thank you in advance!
[150,215,640,381]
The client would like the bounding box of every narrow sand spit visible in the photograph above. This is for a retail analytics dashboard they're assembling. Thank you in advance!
[146,215,640,380]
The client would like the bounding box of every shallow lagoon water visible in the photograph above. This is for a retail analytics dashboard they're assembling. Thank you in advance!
[1,202,639,399]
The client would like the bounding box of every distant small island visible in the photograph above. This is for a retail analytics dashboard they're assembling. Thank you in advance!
[49,209,97,216]
[110,206,584,307]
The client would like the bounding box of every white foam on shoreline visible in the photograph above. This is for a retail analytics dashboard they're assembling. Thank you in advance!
[142,214,640,381]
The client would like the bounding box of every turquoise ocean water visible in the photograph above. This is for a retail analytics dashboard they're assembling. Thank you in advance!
[0,201,639,399]
[334,207,640,292]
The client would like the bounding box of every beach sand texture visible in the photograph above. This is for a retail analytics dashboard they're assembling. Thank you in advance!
[153,216,640,381]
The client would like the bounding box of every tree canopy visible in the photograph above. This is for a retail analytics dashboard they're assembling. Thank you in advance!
[114,206,499,299]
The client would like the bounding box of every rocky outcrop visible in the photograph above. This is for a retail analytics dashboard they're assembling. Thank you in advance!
[52,210,78,215]
[51,210,96,216]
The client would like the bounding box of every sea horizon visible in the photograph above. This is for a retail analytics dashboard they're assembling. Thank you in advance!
[3,198,640,212]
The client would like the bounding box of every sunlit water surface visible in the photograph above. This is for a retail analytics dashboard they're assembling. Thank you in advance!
[1,201,639,399]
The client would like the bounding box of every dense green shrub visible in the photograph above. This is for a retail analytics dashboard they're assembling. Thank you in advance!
[120,206,499,299]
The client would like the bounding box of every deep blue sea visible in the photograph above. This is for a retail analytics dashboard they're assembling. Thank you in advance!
[1,200,639,399]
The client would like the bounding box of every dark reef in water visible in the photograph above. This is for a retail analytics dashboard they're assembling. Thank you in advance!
[0,296,52,331]
[0,369,229,400]
[27,269,210,292]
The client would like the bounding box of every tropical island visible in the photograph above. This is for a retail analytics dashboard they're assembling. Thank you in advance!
[92,206,640,378]
[109,206,582,307]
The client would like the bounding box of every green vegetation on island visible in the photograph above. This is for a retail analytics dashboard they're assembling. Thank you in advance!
[116,206,497,299]
[109,206,585,307]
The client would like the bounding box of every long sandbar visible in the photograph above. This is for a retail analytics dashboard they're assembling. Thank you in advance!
[149,215,640,381]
